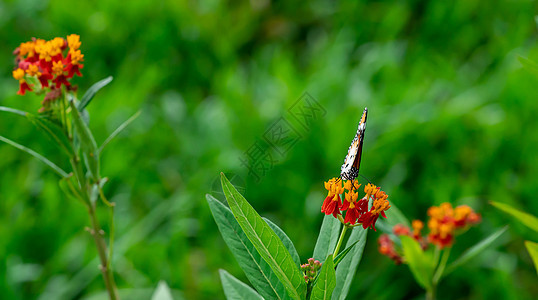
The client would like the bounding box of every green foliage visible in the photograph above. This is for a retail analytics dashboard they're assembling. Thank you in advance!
[78,76,114,111]
[151,281,174,300]
[524,241,538,275]
[445,226,508,276]
[206,195,291,300]
[220,173,306,300]
[310,254,336,300]
[219,270,263,300]
[264,217,301,268]
[313,215,341,263]
[332,227,368,300]
[491,202,538,233]
[400,235,435,290]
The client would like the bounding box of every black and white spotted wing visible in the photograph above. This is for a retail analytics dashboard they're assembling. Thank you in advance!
[340,107,367,181]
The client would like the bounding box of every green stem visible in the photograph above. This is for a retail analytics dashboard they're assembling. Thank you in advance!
[88,203,120,300]
[333,225,348,258]
[433,247,451,285]
[426,286,436,300]
[99,188,116,269]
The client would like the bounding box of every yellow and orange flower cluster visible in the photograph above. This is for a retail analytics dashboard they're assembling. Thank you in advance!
[12,35,84,110]
[378,203,481,264]
[427,203,481,248]
[321,178,390,231]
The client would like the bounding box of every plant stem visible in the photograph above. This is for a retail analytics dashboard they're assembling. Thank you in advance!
[433,247,451,285]
[426,285,436,300]
[88,202,119,300]
[333,225,348,258]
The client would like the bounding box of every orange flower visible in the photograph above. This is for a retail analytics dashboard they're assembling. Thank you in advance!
[427,202,480,248]
[357,184,390,231]
[321,178,344,218]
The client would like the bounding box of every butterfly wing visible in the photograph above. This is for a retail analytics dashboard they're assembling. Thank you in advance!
[352,108,367,171]
[340,108,367,181]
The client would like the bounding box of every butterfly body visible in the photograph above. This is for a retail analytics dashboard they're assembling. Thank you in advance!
[340,108,367,181]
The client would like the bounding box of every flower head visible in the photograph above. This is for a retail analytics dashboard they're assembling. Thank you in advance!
[427,203,481,249]
[13,34,84,112]
[301,258,322,283]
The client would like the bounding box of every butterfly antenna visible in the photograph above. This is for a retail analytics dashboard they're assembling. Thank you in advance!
[359,174,372,184]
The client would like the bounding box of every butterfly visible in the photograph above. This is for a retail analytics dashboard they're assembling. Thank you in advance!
[340,107,367,181]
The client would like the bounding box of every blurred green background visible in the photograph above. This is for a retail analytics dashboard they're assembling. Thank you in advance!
[1,0,538,299]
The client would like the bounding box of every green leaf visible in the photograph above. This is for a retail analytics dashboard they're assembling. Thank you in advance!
[400,235,434,290]
[59,176,83,201]
[99,110,141,153]
[26,114,74,156]
[332,240,358,267]
[151,280,173,300]
[491,201,538,233]
[524,241,538,275]
[0,106,27,117]
[313,214,341,263]
[0,135,68,177]
[310,254,336,300]
[517,56,538,78]
[383,200,410,228]
[332,227,367,300]
[220,173,306,300]
[444,226,508,276]
[219,269,264,300]
[263,217,301,268]
[206,195,291,300]
[78,76,113,111]
[69,101,99,180]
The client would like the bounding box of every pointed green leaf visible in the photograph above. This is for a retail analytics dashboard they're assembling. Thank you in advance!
[151,280,173,300]
[518,56,538,78]
[99,110,141,153]
[263,218,301,269]
[69,101,99,180]
[524,241,538,275]
[332,227,367,300]
[444,226,508,276]
[207,195,291,300]
[219,269,264,300]
[78,76,113,111]
[0,135,68,177]
[311,254,336,300]
[491,201,538,233]
[0,106,27,116]
[400,235,434,289]
[220,173,306,300]
[333,240,358,267]
[26,114,74,156]
[313,215,341,263]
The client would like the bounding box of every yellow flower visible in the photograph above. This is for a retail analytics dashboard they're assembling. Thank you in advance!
[26,64,41,76]
[67,34,81,50]
[52,61,65,75]
[12,68,25,81]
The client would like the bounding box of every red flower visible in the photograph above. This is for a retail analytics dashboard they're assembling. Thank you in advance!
[321,178,344,218]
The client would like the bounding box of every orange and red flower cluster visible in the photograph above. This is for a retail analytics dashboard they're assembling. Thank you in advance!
[301,258,322,283]
[12,35,84,110]
[427,203,481,248]
[321,178,390,231]
[378,203,481,264]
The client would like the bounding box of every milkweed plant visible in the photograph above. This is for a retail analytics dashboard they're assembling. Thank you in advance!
[210,155,507,299]
[1,35,141,300]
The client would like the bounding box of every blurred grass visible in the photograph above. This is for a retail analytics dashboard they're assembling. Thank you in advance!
[1,0,538,299]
